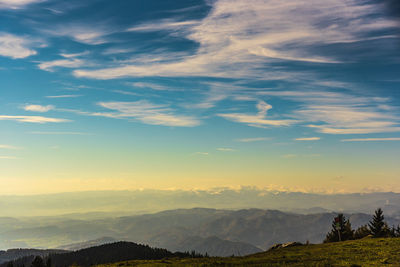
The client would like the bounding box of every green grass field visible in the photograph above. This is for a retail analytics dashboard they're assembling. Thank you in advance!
[96,238,400,266]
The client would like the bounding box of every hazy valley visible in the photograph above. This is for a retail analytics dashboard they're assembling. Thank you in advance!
[2,189,400,257]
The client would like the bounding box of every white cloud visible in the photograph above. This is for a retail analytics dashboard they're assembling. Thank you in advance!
[235,137,271,142]
[128,19,199,32]
[258,90,400,135]
[43,26,111,45]
[112,90,139,96]
[94,100,200,127]
[299,105,400,134]
[59,51,89,58]
[73,0,398,79]
[23,104,54,112]
[218,101,294,127]
[193,152,209,156]
[341,138,400,142]
[0,33,37,59]
[0,115,70,123]
[102,48,134,55]
[45,95,82,98]
[38,51,88,72]
[130,82,173,91]
[0,144,21,150]
[38,58,85,72]
[295,137,321,141]
[0,0,44,9]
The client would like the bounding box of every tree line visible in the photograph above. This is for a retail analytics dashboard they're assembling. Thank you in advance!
[324,208,400,243]
[2,242,206,267]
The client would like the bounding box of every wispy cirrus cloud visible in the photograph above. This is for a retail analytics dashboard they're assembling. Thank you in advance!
[0,115,70,123]
[92,100,200,127]
[43,26,112,45]
[193,152,209,156]
[39,58,85,72]
[0,144,21,150]
[129,82,175,91]
[342,138,400,142]
[73,0,399,79]
[0,0,44,9]
[23,104,54,112]
[0,33,39,59]
[218,101,295,128]
[235,137,271,142]
[38,51,89,72]
[302,105,400,134]
[45,94,82,99]
[258,90,400,135]
[295,137,321,141]
[127,19,199,32]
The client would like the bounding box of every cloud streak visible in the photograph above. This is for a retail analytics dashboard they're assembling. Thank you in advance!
[0,115,70,123]
[235,137,271,142]
[0,144,21,150]
[295,137,321,141]
[0,0,44,9]
[93,101,200,127]
[45,95,82,99]
[218,101,295,128]
[342,138,400,142]
[38,51,89,72]
[24,104,54,112]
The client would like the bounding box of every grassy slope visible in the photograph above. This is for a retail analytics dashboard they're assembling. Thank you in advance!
[96,238,400,266]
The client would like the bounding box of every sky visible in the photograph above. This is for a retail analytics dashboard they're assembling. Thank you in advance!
[0,0,399,195]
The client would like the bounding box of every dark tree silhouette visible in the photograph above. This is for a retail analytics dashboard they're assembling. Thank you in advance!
[324,214,354,243]
[45,257,51,267]
[369,208,387,237]
[31,256,45,267]
[354,224,370,239]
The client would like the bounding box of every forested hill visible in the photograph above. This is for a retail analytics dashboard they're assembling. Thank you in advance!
[1,242,200,267]
[48,242,197,267]
[0,249,66,264]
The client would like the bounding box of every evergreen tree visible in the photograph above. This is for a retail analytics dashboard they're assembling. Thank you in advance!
[396,225,400,237]
[369,208,386,237]
[382,222,391,237]
[31,256,45,267]
[354,224,371,239]
[389,225,396,238]
[324,214,354,243]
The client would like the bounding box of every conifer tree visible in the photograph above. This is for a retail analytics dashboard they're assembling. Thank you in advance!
[396,225,400,237]
[31,256,45,267]
[369,208,386,237]
[354,224,371,239]
[324,214,354,242]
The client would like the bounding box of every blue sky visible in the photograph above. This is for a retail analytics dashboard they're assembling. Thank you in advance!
[0,0,399,194]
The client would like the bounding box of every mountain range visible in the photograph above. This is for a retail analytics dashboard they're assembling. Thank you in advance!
[2,189,400,217]
[1,208,399,256]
